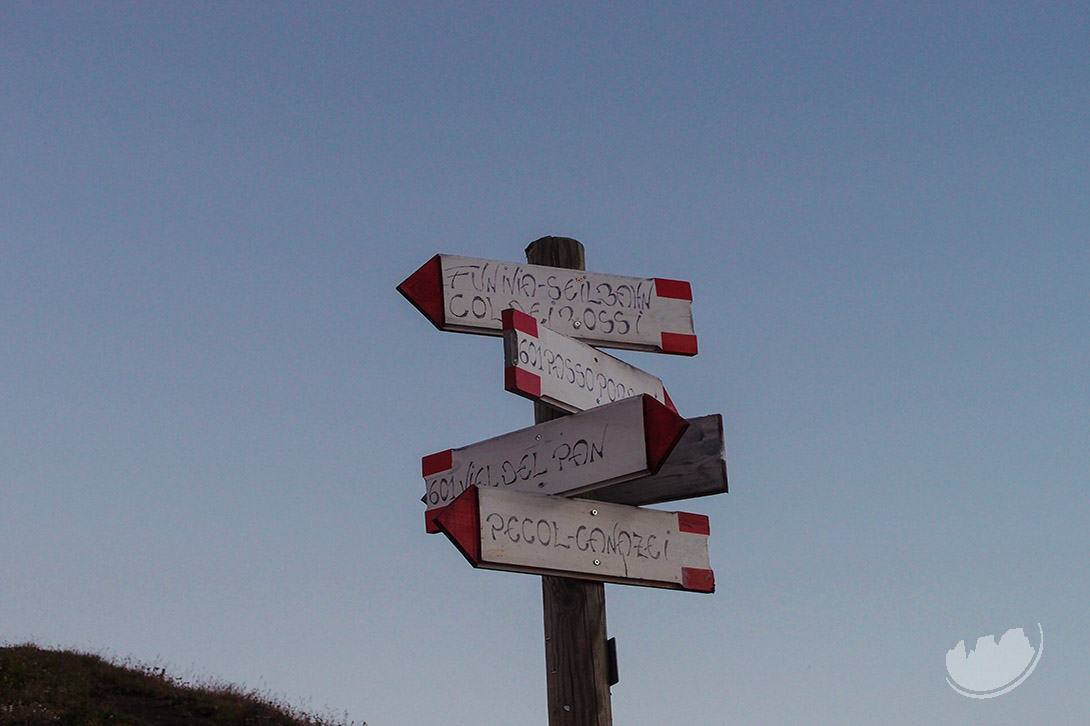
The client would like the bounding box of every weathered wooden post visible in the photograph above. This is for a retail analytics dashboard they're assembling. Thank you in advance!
[526,236,613,726]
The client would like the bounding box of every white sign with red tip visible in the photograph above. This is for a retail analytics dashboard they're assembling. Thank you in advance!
[397,254,697,355]
[502,308,674,415]
[436,485,715,592]
[421,394,688,532]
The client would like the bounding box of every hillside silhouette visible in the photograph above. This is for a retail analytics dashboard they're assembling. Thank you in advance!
[0,644,363,726]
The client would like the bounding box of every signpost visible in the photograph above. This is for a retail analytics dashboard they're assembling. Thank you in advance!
[503,307,674,414]
[421,394,688,532]
[587,414,728,507]
[398,236,727,726]
[436,486,715,592]
[397,253,698,355]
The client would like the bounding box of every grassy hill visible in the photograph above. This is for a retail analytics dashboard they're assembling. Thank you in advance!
[0,644,363,726]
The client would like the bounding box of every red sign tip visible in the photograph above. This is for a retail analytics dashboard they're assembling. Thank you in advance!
[505,366,542,400]
[677,511,710,535]
[681,567,715,593]
[501,308,538,336]
[654,277,693,301]
[397,255,445,330]
[661,332,698,356]
[642,395,689,474]
[435,486,481,565]
[422,449,454,477]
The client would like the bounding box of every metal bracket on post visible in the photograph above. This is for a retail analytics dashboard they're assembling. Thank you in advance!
[607,637,619,687]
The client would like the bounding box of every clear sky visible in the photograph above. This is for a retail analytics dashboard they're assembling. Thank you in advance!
[3,3,1087,724]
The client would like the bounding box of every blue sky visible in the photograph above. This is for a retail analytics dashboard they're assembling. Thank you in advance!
[3,3,1087,724]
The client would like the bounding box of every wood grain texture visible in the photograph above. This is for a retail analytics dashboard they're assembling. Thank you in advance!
[542,574,612,725]
[529,237,613,726]
[587,414,727,506]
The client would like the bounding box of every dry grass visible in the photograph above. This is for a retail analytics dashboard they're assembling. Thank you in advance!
[0,643,364,726]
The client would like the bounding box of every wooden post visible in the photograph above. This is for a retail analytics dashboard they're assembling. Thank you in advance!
[526,236,613,726]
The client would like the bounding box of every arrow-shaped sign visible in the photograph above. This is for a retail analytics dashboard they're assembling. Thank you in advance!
[421,394,688,532]
[398,254,697,355]
[502,308,675,414]
[436,485,714,592]
[587,414,728,507]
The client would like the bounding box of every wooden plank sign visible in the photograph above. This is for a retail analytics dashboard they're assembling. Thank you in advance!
[588,414,728,507]
[502,308,675,415]
[436,485,715,593]
[422,394,688,532]
[397,254,697,355]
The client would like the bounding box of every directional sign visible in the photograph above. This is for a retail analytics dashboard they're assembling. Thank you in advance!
[502,308,674,415]
[398,254,697,355]
[421,394,688,532]
[436,485,715,592]
[588,414,728,507]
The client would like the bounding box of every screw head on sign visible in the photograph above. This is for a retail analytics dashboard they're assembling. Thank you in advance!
[590,509,598,516]
[573,321,581,328]
[593,559,601,566]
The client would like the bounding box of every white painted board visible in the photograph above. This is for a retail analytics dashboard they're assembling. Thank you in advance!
[436,485,714,592]
[421,394,688,532]
[397,254,697,355]
[502,308,673,414]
